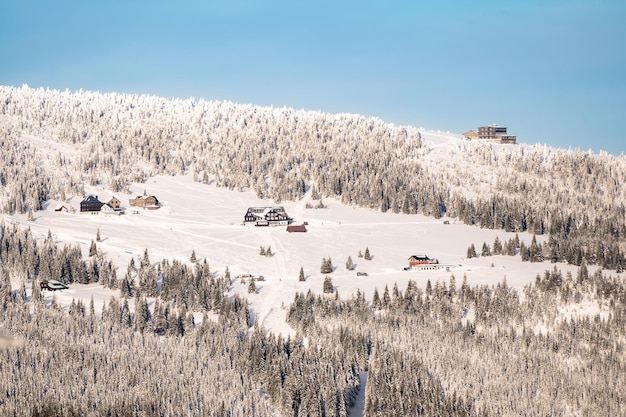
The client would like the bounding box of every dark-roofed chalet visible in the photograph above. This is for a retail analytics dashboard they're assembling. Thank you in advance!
[244,206,293,226]
[80,195,104,213]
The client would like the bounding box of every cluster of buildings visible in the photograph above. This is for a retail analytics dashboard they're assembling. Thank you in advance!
[78,194,161,214]
[463,125,517,144]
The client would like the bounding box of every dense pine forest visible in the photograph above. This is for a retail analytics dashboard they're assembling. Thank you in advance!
[0,85,625,415]
[1,221,625,416]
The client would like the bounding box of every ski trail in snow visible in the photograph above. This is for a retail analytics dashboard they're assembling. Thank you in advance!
[256,229,290,329]
[348,371,368,417]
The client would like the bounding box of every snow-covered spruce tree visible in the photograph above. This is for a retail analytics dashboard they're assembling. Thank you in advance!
[481,242,491,257]
[345,256,354,271]
[323,276,334,293]
[248,278,257,294]
[493,236,503,255]
[320,257,333,274]
[372,287,381,309]
[520,241,530,262]
[466,243,477,259]
[298,266,305,282]
[529,234,544,263]
[89,239,97,256]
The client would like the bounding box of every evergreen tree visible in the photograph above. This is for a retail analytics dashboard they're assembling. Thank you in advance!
[467,244,476,259]
[460,274,471,301]
[392,283,401,305]
[364,247,371,260]
[320,257,333,274]
[298,267,305,282]
[96,228,101,242]
[493,236,502,255]
[345,256,354,271]
[372,287,381,309]
[577,258,589,283]
[481,242,491,257]
[89,240,97,257]
[190,250,197,263]
[248,279,257,294]
[0,268,12,310]
[382,284,391,307]
[448,274,457,298]
[323,276,334,293]
[141,248,151,269]
[425,279,433,296]
[520,241,530,262]
[529,235,543,262]
[134,295,152,334]
[153,300,167,335]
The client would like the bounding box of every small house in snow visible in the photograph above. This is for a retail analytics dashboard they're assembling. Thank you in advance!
[463,130,478,140]
[108,196,121,210]
[100,204,120,215]
[130,195,160,209]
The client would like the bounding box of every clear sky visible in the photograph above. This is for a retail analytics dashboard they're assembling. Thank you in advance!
[1,1,625,155]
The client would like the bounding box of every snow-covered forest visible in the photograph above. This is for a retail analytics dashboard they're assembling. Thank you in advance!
[1,85,625,269]
[1,85,625,416]
[1,221,624,416]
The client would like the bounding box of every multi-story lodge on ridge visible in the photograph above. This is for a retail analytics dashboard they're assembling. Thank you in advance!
[244,206,293,226]
[463,124,517,144]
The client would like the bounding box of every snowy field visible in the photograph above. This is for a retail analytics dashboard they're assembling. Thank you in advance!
[4,167,591,336]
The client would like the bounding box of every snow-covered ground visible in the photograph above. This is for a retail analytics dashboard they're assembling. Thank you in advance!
[4,165,593,336]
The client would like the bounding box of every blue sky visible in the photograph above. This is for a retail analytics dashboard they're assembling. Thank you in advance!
[1,1,625,155]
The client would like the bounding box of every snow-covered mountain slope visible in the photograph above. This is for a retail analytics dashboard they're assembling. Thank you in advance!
[5,173,599,335]
[0,85,624,329]
[2,86,624,417]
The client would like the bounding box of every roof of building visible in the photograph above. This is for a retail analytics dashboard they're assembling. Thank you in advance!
[286,224,307,233]
[82,195,101,203]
